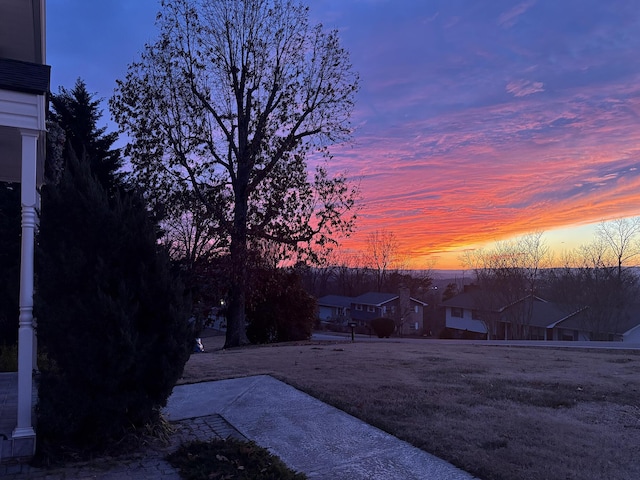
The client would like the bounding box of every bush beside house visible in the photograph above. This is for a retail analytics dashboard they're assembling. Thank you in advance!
[371,317,395,338]
[34,153,192,453]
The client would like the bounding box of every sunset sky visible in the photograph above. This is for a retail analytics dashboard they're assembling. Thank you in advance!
[47,0,640,269]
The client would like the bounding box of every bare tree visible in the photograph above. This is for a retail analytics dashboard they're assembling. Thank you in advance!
[331,249,371,297]
[295,259,336,299]
[596,217,640,280]
[548,239,617,339]
[111,0,359,347]
[161,191,224,267]
[365,229,401,292]
[461,232,551,339]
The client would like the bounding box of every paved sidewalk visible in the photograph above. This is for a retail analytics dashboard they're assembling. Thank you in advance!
[2,375,476,479]
[165,375,476,480]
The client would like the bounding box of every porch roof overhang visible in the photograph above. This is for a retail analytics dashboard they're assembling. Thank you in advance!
[0,0,49,185]
[0,87,48,184]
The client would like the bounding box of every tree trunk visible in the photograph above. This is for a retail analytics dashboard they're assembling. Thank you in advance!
[225,266,250,347]
[224,190,251,348]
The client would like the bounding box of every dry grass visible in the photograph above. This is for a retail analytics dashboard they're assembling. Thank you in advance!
[182,335,640,480]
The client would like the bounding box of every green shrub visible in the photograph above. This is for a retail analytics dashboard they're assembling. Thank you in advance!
[439,327,455,339]
[462,329,486,340]
[371,317,395,338]
[246,268,316,344]
[34,154,192,453]
[0,344,51,373]
[0,344,17,372]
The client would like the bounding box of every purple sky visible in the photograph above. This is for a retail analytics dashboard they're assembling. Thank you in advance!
[47,0,640,268]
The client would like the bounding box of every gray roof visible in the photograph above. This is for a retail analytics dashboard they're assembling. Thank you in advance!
[350,292,428,307]
[440,292,478,310]
[317,295,354,308]
[352,292,399,306]
[528,301,572,328]
[556,304,640,336]
[442,292,579,328]
[319,292,428,308]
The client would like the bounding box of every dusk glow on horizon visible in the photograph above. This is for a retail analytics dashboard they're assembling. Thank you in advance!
[48,1,640,269]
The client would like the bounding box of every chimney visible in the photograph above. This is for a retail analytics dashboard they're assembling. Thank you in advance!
[399,285,410,316]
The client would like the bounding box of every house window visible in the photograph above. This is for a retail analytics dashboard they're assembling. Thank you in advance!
[414,305,419,313]
[451,307,463,318]
[367,305,376,313]
[355,304,362,311]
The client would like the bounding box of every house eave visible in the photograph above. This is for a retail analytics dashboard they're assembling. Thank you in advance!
[0,58,50,95]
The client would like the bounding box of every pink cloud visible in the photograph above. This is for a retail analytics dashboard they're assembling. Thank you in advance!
[498,1,537,28]
[331,75,640,268]
[506,79,545,97]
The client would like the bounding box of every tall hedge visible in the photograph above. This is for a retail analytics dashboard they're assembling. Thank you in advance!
[35,153,192,451]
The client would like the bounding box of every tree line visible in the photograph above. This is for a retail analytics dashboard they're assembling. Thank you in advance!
[298,229,433,299]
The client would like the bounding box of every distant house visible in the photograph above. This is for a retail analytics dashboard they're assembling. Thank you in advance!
[317,295,353,326]
[350,290,427,336]
[441,286,640,342]
[557,303,640,342]
[317,289,428,335]
[440,288,486,336]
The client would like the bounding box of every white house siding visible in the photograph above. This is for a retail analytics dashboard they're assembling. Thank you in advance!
[624,325,640,342]
[445,307,486,334]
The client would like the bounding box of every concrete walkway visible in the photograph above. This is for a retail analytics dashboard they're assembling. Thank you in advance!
[2,374,476,479]
[165,375,475,479]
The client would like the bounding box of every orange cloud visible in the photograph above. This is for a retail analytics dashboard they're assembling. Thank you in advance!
[331,77,640,269]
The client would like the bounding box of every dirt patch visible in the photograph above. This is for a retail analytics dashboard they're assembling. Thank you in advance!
[182,337,640,480]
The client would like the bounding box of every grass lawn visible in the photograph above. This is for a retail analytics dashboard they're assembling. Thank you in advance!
[183,334,640,480]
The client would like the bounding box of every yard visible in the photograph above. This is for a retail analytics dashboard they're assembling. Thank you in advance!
[182,334,640,480]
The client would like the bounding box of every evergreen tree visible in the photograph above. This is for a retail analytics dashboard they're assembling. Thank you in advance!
[34,80,192,453]
[35,151,192,451]
[50,78,122,192]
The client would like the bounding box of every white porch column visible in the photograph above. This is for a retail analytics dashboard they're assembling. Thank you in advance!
[13,128,38,440]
